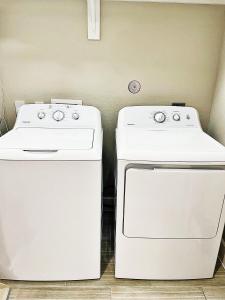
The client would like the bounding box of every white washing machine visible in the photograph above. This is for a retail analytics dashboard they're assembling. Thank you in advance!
[115,106,225,280]
[0,104,102,281]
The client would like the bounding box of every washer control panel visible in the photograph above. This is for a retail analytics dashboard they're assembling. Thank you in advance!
[15,104,101,129]
[118,106,201,129]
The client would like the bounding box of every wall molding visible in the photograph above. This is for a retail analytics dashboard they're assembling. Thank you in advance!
[87,0,100,40]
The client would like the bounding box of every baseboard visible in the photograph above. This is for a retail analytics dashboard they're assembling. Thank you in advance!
[219,238,225,270]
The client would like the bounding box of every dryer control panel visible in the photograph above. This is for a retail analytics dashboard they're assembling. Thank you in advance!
[118,106,202,129]
[14,104,101,129]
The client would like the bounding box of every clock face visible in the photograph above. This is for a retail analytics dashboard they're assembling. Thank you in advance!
[128,80,141,94]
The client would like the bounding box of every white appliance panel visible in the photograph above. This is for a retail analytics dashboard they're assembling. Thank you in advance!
[117,106,201,129]
[15,104,101,130]
[124,167,225,239]
[0,160,101,280]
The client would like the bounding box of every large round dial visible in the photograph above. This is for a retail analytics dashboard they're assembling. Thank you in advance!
[154,112,166,123]
[53,110,65,122]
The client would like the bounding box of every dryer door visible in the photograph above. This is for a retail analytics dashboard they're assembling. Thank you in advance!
[123,167,225,239]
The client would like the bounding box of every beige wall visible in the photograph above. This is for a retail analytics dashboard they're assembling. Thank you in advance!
[0,0,224,189]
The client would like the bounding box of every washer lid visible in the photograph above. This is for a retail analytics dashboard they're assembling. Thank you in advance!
[0,128,94,151]
[116,129,225,162]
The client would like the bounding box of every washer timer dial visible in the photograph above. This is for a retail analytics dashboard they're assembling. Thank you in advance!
[154,112,166,123]
[53,110,65,122]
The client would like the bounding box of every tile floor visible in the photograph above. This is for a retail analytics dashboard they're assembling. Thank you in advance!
[1,209,225,300]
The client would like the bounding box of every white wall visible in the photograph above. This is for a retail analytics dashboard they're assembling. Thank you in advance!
[208,26,225,251]
[209,30,225,145]
[0,0,224,189]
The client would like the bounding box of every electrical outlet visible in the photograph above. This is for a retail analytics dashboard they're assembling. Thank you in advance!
[172,102,186,107]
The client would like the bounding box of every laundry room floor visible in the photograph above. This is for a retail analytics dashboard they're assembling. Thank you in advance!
[1,207,225,300]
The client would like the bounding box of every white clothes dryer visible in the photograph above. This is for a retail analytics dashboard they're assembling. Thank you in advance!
[0,104,102,281]
[115,106,225,280]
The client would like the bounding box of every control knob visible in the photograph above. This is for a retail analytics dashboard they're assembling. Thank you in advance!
[37,112,46,120]
[173,113,181,121]
[53,110,65,122]
[72,112,80,120]
[154,112,166,123]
